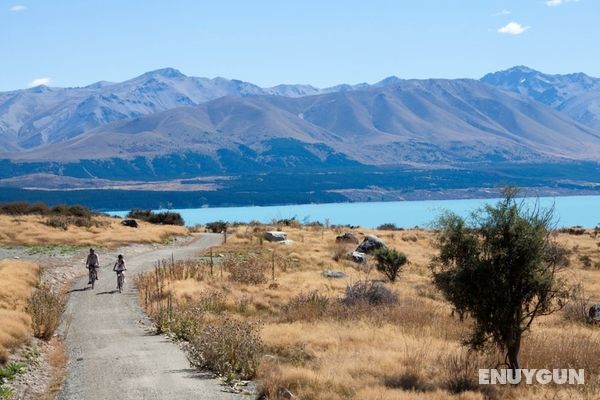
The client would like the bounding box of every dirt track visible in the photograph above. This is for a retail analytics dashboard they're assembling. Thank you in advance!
[58,234,246,400]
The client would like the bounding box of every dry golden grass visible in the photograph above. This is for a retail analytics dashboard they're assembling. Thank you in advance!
[140,224,600,400]
[0,214,188,247]
[38,337,68,400]
[0,260,39,363]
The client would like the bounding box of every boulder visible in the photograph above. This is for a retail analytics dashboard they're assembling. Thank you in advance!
[322,270,347,279]
[589,304,600,324]
[336,232,359,244]
[121,219,139,228]
[356,235,386,254]
[263,231,288,242]
[349,251,366,264]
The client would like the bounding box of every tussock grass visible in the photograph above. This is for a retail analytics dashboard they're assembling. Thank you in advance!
[0,260,39,364]
[137,225,600,399]
[0,215,188,247]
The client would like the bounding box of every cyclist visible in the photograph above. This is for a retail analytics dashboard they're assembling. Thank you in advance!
[86,248,100,284]
[113,254,127,291]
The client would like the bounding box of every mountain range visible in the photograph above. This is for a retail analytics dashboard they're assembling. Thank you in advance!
[1,66,600,201]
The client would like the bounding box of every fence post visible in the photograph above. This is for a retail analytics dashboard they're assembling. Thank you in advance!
[272,250,276,281]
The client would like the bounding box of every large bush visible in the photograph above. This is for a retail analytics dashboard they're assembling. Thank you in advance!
[187,318,263,380]
[223,254,267,285]
[342,281,398,307]
[205,220,228,233]
[29,285,67,340]
[127,209,185,226]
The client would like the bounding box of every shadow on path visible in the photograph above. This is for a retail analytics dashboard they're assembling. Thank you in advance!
[68,287,91,293]
[96,290,120,295]
[166,369,217,381]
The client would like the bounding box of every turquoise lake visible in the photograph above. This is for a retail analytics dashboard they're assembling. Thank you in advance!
[113,195,600,228]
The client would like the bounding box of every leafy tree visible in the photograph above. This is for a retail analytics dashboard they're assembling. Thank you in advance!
[430,188,568,371]
[374,247,408,282]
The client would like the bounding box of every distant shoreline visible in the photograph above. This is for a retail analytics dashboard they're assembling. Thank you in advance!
[111,195,600,229]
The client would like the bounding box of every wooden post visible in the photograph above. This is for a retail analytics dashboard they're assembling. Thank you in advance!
[210,249,214,276]
[272,250,276,281]
[224,229,227,244]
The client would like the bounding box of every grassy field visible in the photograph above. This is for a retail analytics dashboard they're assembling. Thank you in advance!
[0,260,39,364]
[0,215,188,247]
[137,223,600,400]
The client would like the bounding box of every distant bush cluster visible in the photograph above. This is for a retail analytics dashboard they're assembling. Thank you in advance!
[376,223,404,231]
[0,201,93,217]
[205,220,228,233]
[127,209,185,226]
[0,201,106,230]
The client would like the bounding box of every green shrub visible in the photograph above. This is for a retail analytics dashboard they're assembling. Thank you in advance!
[374,247,408,282]
[0,362,26,382]
[187,318,263,380]
[0,385,12,399]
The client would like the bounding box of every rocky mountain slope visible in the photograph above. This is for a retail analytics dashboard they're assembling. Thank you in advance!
[481,65,600,129]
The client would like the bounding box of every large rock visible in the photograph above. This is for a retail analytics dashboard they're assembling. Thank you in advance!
[336,232,358,244]
[589,304,600,324]
[263,231,288,242]
[121,219,138,228]
[356,235,386,254]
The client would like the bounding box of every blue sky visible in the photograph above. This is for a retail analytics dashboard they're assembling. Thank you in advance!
[1,0,598,91]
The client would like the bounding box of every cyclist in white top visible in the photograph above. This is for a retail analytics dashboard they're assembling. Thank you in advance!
[113,254,127,289]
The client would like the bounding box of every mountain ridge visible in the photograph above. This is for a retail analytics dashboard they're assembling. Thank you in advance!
[1,66,600,188]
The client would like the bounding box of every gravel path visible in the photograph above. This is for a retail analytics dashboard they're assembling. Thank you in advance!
[57,233,246,400]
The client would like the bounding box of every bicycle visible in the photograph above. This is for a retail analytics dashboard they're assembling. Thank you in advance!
[116,271,125,293]
[88,266,98,289]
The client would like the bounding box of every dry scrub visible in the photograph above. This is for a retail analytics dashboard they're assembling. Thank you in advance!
[0,260,39,364]
[0,215,188,247]
[137,224,600,399]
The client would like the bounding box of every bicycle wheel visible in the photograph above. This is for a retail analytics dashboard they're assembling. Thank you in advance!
[91,270,96,289]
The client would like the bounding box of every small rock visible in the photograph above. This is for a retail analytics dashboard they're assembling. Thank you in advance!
[356,235,386,254]
[349,251,366,264]
[589,304,600,324]
[268,282,280,289]
[322,270,346,279]
[278,239,295,245]
[264,231,288,242]
[336,232,358,244]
